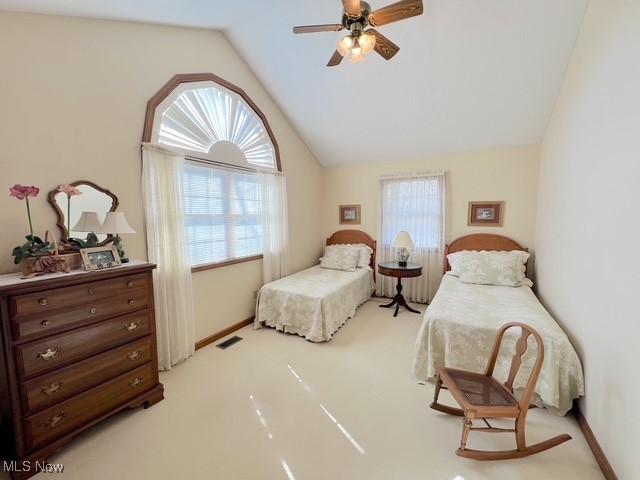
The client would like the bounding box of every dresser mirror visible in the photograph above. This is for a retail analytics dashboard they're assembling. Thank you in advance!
[48,181,119,247]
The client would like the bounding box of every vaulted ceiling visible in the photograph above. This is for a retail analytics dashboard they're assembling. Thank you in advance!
[0,0,588,166]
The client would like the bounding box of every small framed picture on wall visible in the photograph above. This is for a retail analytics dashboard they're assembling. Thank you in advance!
[339,204,361,225]
[468,201,504,226]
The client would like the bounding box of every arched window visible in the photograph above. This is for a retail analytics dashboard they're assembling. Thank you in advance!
[143,73,280,172]
[143,74,283,270]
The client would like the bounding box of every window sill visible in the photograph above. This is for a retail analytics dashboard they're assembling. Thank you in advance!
[191,254,263,273]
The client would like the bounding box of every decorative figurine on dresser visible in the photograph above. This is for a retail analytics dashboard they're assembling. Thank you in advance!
[2,181,163,479]
[0,262,164,479]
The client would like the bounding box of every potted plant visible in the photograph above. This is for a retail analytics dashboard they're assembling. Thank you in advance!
[10,184,53,263]
[10,184,71,276]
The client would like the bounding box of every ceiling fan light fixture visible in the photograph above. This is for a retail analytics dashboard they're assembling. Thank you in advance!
[337,35,354,57]
[359,31,376,54]
[350,46,365,63]
[293,0,423,67]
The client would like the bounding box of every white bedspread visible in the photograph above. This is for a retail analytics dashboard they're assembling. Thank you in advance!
[412,274,584,415]
[254,265,374,342]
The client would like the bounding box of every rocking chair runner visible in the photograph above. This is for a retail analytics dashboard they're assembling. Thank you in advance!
[430,322,572,460]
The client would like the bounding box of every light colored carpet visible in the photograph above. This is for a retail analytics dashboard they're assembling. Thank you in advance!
[7,299,601,479]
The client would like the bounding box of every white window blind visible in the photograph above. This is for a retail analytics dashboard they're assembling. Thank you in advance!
[381,176,444,249]
[158,86,277,170]
[183,162,263,266]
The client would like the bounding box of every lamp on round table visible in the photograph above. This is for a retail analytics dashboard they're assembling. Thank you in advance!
[99,212,136,263]
[393,231,415,267]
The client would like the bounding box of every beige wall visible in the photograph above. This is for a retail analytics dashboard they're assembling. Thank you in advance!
[323,145,539,250]
[0,12,324,341]
[535,1,640,478]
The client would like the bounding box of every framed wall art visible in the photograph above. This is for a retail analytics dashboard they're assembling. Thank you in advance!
[468,201,504,227]
[339,204,361,225]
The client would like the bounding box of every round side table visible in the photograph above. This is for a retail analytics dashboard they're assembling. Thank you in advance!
[377,262,423,317]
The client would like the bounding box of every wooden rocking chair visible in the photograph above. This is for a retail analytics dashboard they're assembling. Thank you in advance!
[430,322,571,460]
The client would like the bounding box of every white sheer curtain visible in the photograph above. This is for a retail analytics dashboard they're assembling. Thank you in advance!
[142,144,196,370]
[258,171,288,283]
[376,172,446,303]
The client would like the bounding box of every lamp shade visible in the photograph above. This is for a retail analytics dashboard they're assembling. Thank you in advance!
[72,211,103,232]
[393,231,415,250]
[99,211,136,234]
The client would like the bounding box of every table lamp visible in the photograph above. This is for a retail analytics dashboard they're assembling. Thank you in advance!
[393,231,414,267]
[99,212,136,263]
[71,211,103,247]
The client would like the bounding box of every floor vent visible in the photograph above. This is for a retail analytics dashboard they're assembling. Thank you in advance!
[216,336,243,350]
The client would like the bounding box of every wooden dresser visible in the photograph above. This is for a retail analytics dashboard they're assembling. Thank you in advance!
[0,261,163,478]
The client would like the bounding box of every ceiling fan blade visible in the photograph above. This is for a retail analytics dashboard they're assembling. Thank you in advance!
[293,24,344,34]
[368,0,423,27]
[343,0,362,18]
[369,29,400,60]
[327,50,344,67]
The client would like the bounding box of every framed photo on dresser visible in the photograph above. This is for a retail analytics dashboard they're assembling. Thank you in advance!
[80,245,122,270]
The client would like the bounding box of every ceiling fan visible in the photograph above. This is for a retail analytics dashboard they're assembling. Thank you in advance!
[293,0,423,67]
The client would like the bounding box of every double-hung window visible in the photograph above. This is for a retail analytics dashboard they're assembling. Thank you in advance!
[377,173,445,303]
[380,175,444,250]
[183,163,263,267]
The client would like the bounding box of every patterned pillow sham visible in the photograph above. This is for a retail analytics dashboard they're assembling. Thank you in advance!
[324,244,373,269]
[447,251,472,276]
[320,247,360,272]
[448,250,532,287]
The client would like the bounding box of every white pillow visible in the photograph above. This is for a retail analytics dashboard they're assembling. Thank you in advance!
[320,247,359,272]
[448,250,532,287]
[447,250,472,276]
[325,244,373,269]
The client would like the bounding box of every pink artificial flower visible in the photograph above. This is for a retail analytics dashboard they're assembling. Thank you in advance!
[9,184,40,200]
[57,184,82,197]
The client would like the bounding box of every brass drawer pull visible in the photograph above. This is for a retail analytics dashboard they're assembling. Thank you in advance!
[41,320,50,328]
[124,322,139,332]
[128,299,135,306]
[45,413,65,429]
[37,347,60,361]
[88,287,95,295]
[127,350,140,361]
[129,377,143,388]
[38,298,47,306]
[89,307,97,314]
[126,281,134,288]
[41,382,63,396]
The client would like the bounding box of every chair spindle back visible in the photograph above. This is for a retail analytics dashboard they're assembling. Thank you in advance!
[484,323,545,409]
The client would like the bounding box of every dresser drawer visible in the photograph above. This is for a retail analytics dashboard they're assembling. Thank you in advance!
[24,363,154,450]
[12,287,148,340]
[20,337,152,414]
[16,310,150,378]
[9,273,148,319]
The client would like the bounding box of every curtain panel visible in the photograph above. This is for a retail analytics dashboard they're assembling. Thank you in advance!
[376,172,446,303]
[142,144,196,370]
[258,171,289,284]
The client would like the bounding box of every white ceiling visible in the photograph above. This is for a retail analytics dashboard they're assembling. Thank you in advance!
[0,0,589,166]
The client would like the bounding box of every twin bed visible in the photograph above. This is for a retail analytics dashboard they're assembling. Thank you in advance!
[412,234,584,415]
[255,230,584,415]
[254,230,376,342]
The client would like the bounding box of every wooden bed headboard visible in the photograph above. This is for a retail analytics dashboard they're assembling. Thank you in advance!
[326,230,377,271]
[444,234,528,273]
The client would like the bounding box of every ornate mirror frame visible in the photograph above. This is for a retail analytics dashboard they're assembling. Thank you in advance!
[47,180,119,247]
